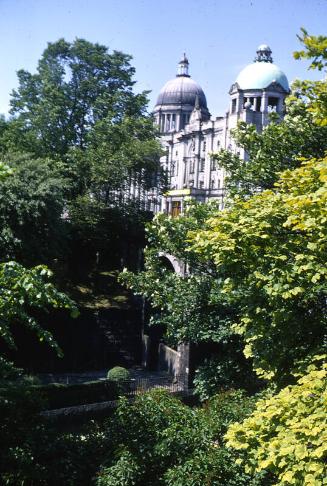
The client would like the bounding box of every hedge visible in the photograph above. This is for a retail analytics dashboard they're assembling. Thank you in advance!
[34,379,128,410]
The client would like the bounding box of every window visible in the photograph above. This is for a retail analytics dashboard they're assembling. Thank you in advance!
[161,114,165,132]
[211,158,216,171]
[199,180,204,189]
[166,114,172,131]
[203,140,206,152]
[171,161,175,177]
[183,113,190,127]
[231,98,237,113]
[199,158,205,172]
[171,201,181,217]
[268,97,278,112]
[190,160,195,174]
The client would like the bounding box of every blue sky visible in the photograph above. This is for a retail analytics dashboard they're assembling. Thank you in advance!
[0,0,326,117]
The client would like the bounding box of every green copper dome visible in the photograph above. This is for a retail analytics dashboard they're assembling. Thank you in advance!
[236,45,289,91]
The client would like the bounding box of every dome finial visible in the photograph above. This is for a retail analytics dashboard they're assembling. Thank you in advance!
[254,44,273,63]
[177,53,190,77]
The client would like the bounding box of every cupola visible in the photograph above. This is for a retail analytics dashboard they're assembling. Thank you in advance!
[153,55,210,133]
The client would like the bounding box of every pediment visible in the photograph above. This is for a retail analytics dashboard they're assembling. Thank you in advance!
[229,82,241,95]
[266,81,288,93]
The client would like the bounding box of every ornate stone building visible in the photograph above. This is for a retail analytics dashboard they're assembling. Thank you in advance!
[153,45,289,215]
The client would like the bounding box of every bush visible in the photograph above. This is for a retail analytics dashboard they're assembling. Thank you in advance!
[107,366,130,382]
[0,379,110,485]
[0,363,112,485]
[37,380,121,409]
[95,388,261,485]
[96,451,142,486]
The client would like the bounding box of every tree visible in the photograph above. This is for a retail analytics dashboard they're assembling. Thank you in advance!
[293,28,327,126]
[0,158,77,359]
[212,105,327,199]
[221,35,327,483]
[0,152,69,265]
[190,156,327,384]
[0,261,77,358]
[4,38,163,200]
[1,38,164,269]
[120,201,259,395]
[8,38,137,157]
[225,358,327,485]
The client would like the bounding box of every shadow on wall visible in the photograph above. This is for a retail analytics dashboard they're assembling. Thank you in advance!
[2,305,143,373]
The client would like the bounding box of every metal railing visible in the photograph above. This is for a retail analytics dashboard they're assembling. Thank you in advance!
[124,374,188,396]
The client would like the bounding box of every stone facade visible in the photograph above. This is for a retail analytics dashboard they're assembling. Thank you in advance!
[152,45,290,215]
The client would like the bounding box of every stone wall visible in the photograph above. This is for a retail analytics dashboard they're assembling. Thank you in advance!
[158,343,180,376]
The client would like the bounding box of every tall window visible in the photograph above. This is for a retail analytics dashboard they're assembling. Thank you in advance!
[171,200,181,217]
[190,160,195,174]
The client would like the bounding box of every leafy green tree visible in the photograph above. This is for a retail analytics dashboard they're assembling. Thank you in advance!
[120,201,230,344]
[120,201,259,394]
[8,38,138,157]
[190,156,327,384]
[293,28,327,126]
[213,104,327,199]
[4,38,163,199]
[0,261,77,357]
[0,152,69,265]
[0,155,76,357]
[0,38,164,271]
[226,358,327,485]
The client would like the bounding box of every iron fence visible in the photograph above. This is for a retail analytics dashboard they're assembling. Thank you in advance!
[124,374,188,397]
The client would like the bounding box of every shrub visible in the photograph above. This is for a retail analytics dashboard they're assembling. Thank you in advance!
[95,388,261,485]
[38,380,120,409]
[96,451,142,486]
[0,364,112,485]
[107,366,130,382]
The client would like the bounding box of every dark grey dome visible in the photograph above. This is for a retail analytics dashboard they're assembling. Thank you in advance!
[155,76,208,109]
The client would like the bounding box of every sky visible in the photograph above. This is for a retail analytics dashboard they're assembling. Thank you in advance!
[0,0,326,117]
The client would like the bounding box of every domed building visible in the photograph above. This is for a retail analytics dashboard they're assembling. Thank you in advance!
[230,44,289,121]
[153,54,210,133]
[143,45,290,381]
[152,45,289,216]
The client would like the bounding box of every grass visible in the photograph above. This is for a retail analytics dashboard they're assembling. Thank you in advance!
[66,269,132,310]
